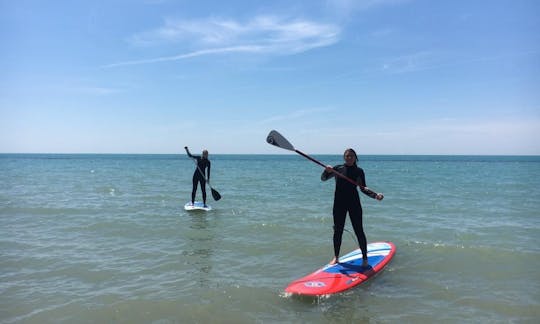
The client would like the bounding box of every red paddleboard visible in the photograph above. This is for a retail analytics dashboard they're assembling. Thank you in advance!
[285,241,396,296]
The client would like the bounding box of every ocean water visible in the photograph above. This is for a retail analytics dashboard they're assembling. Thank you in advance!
[1,154,539,323]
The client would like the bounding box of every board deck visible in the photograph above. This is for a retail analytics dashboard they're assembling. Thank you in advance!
[285,241,395,296]
[184,201,212,211]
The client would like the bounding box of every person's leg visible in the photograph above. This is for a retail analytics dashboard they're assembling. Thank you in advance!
[200,178,207,206]
[349,204,368,266]
[191,176,198,204]
[331,203,347,264]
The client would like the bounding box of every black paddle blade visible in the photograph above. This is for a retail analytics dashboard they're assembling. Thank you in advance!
[211,188,221,201]
[266,130,295,151]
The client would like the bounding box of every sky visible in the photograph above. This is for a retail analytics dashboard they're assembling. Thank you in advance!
[1,0,539,155]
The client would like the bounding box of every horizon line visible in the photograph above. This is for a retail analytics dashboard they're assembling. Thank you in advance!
[1,152,539,157]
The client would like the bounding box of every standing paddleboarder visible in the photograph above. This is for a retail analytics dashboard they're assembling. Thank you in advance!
[321,148,384,266]
[185,146,211,207]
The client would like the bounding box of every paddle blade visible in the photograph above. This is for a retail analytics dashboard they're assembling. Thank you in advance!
[266,130,295,151]
[211,188,221,201]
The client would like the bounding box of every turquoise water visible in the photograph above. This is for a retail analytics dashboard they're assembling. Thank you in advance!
[1,154,539,323]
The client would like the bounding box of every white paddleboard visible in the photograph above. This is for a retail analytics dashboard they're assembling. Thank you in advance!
[184,201,212,211]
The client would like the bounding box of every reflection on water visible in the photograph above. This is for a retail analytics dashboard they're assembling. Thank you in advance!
[183,213,215,288]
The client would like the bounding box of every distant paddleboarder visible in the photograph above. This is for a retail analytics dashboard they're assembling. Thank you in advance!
[185,146,211,208]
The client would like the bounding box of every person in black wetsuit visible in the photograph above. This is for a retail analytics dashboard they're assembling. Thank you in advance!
[321,148,384,266]
[184,146,211,207]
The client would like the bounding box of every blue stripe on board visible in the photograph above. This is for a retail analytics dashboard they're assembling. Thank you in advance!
[324,256,385,275]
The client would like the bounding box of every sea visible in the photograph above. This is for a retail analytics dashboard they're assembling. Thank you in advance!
[1,153,539,323]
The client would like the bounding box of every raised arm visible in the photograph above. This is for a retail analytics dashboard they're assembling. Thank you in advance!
[184,146,194,159]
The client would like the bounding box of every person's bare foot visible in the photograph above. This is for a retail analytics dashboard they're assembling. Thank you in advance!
[329,257,339,265]
[362,259,369,267]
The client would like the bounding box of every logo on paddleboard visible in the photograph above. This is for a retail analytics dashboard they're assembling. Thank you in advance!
[304,281,326,288]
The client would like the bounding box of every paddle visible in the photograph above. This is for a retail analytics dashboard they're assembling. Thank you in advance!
[196,164,221,201]
[185,147,221,201]
[266,130,367,190]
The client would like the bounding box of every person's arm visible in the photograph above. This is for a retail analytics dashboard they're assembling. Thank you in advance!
[184,146,194,158]
[358,169,384,200]
[206,161,211,182]
[321,165,336,181]
[185,147,202,161]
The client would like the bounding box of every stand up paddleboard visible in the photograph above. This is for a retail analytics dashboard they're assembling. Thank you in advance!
[184,201,212,211]
[285,241,395,296]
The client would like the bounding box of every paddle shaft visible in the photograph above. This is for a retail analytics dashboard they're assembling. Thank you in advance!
[192,159,221,200]
[266,130,369,191]
[294,148,366,190]
[195,164,208,183]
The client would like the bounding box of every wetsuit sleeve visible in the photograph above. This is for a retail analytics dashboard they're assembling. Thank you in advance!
[185,147,195,159]
[321,166,337,181]
[207,161,211,181]
[357,169,378,199]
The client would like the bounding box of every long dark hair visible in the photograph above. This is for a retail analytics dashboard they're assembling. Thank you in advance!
[344,148,358,166]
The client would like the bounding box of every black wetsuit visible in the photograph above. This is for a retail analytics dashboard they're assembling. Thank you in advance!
[321,164,378,260]
[187,153,211,204]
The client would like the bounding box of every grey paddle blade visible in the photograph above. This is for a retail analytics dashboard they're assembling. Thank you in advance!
[266,130,295,151]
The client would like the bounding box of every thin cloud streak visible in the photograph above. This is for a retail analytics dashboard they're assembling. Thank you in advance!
[380,50,540,75]
[326,0,412,17]
[103,46,265,68]
[257,107,335,125]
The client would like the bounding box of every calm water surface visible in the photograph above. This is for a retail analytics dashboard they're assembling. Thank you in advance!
[1,154,539,323]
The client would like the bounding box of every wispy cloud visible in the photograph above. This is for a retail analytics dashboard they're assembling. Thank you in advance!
[103,46,266,68]
[381,51,436,74]
[380,49,540,74]
[72,86,123,95]
[258,107,335,125]
[326,0,412,16]
[370,27,396,38]
[106,15,340,68]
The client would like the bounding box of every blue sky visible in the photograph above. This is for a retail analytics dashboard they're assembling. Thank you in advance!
[1,0,539,154]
